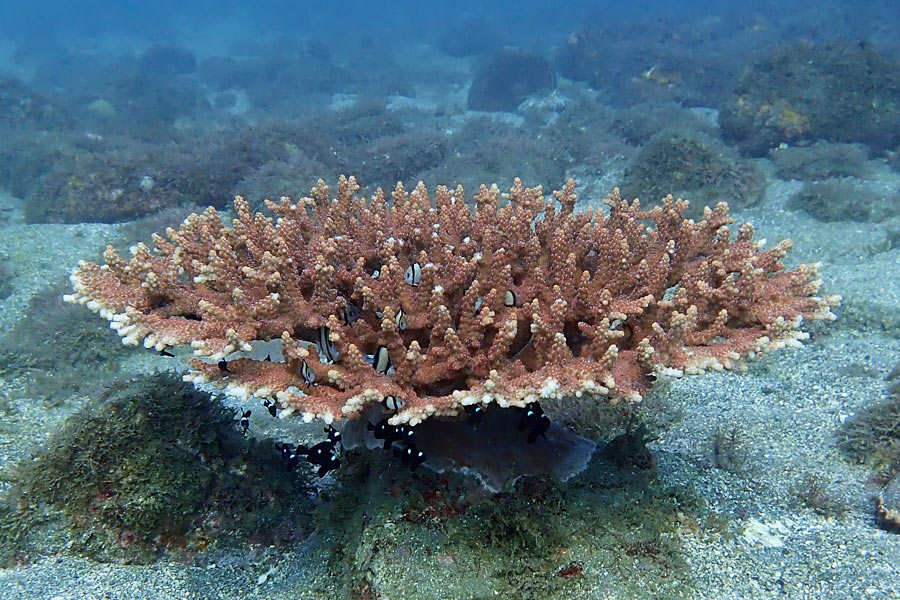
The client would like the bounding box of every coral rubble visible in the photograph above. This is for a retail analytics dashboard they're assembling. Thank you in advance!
[64,177,840,429]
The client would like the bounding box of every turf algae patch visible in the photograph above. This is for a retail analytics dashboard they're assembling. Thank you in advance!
[4,374,314,564]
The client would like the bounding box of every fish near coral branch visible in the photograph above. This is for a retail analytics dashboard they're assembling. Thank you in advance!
[65,176,840,427]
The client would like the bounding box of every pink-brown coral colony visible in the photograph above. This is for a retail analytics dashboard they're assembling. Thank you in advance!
[65,176,839,426]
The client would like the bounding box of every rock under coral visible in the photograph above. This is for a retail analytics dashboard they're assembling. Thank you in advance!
[342,404,597,492]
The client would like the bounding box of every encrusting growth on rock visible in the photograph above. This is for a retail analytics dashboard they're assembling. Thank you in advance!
[65,176,840,427]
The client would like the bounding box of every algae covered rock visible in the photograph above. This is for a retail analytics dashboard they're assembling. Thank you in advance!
[721,41,900,155]
[11,374,313,563]
[0,282,126,399]
[768,142,868,181]
[787,178,900,223]
[621,128,764,214]
[0,257,13,300]
[467,48,555,112]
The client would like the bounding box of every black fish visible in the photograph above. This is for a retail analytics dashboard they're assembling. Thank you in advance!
[519,402,550,444]
[396,424,416,447]
[296,440,341,477]
[275,442,290,459]
[394,444,426,471]
[275,442,299,470]
[368,418,401,450]
[465,404,485,426]
[324,425,342,446]
[263,399,277,417]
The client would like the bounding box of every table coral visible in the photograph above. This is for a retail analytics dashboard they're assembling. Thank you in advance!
[65,176,839,427]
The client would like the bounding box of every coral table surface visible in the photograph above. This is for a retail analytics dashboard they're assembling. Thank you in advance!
[65,176,840,426]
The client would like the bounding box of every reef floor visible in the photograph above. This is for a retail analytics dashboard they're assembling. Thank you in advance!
[0,168,899,599]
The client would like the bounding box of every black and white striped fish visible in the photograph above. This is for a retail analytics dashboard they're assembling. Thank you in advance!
[317,326,339,362]
[239,408,251,433]
[340,301,360,325]
[395,308,407,330]
[404,262,421,286]
[300,359,316,385]
[262,399,277,417]
[383,395,405,412]
[374,308,407,330]
[371,345,392,374]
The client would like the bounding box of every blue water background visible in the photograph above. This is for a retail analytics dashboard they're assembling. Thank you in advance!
[2,1,898,68]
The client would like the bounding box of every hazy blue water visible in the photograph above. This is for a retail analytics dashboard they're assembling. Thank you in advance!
[2,0,899,58]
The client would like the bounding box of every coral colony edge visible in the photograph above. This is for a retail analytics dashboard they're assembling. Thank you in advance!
[63,176,840,472]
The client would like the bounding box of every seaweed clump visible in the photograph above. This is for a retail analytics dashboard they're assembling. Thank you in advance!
[621,128,764,216]
[787,179,900,223]
[790,474,849,519]
[768,141,868,181]
[840,382,900,485]
[8,374,314,563]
